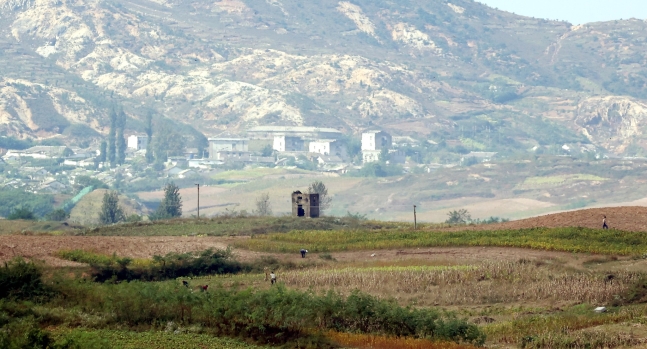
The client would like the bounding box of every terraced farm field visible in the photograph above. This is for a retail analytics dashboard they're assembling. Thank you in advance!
[4,207,647,348]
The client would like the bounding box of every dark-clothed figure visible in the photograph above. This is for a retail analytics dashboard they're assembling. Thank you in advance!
[603,215,609,230]
[300,249,308,258]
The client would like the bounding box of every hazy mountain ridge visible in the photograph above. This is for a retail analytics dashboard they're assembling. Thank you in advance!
[0,0,646,154]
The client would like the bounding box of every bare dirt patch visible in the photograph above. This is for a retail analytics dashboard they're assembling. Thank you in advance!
[440,206,647,232]
[0,235,264,267]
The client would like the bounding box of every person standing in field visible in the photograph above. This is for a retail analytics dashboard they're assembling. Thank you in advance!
[603,215,609,230]
[270,271,276,285]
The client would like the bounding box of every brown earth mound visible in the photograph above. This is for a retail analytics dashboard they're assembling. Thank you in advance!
[442,206,647,232]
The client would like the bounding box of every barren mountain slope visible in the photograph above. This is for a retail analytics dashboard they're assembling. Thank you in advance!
[0,0,646,154]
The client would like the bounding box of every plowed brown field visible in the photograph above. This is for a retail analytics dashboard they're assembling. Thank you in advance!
[442,206,647,232]
[0,236,263,267]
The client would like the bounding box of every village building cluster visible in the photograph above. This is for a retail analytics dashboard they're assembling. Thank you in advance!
[0,126,498,194]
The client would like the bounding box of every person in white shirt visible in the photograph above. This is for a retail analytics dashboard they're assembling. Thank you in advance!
[270,271,276,285]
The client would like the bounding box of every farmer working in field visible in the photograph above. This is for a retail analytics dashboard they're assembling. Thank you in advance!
[270,271,276,285]
[603,215,609,230]
[300,249,308,258]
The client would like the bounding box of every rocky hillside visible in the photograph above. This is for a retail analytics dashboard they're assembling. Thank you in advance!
[1,0,647,155]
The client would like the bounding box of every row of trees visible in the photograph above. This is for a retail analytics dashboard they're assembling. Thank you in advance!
[96,109,186,170]
[98,108,128,168]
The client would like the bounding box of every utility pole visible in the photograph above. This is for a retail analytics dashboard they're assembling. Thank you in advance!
[195,183,200,219]
[413,205,417,230]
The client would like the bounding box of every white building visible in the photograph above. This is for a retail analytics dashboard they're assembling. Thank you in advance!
[273,136,305,152]
[4,146,71,160]
[214,151,252,162]
[208,135,249,158]
[127,135,148,150]
[362,130,392,163]
[362,130,392,151]
[362,150,382,164]
[309,139,348,160]
[461,152,498,163]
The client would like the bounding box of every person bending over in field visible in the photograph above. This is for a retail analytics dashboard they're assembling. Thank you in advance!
[194,285,208,292]
[603,215,609,230]
[300,249,308,258]
[182,280,189,288]
[270,271,276,285]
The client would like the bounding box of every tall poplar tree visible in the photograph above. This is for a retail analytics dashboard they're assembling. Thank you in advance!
[116,108,127,165]
[107,108,117,168]
[145,112,155,164]
[99,191,125,225]
[99,141,107,163]
[152,182,182,220]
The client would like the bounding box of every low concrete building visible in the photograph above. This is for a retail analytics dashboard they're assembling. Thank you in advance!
[292,191,320,218]
[248,126,343,141]
[362,149,406,164]
[208,134,249,157]
[63,158,96,167]
[214,151,252,162]
[39,179,66,193]
[388,149,407,164]
[309,139,348,159]
[362,150,382,164]
[5,146,72,159]
[128,134,148,150]
[462,152,498,163]
[22,167,49,180]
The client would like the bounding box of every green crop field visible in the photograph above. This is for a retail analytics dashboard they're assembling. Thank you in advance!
[234,227,647,255]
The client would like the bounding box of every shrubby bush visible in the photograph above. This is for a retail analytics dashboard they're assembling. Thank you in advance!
[0,317,110,349]
[62,248,246,282]
[52,282,484,346]
[0,258,50,300]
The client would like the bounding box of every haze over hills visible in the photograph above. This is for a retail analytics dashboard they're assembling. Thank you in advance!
[1,0,647,155]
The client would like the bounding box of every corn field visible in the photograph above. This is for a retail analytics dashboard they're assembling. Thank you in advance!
[279,260,634,306]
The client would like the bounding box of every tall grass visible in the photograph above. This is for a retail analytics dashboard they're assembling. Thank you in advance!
[46,281,484,345]
[327,331,480,349]
[484,304,647,345]
[235,227,647,255]
[278,261,632,306]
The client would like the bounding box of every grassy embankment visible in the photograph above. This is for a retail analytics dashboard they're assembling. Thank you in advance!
[234,227,647,255]
[80,216,438,236]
